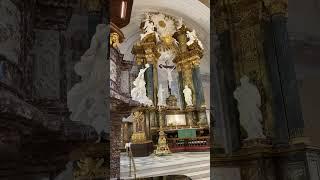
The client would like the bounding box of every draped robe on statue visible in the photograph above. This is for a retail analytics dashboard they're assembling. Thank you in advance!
[67,24,108,134]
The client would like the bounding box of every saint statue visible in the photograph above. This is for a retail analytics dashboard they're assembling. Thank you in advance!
[233,75,265,139]
[131,64,153,106]
[157,84,166,106]
[183,85,193,106]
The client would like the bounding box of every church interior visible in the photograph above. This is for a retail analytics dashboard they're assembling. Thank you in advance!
[110,0,320,180]
[0,0,320,179]
[110,0,211,179]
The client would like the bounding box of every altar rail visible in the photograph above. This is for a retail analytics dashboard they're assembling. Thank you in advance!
[167,136,210,152]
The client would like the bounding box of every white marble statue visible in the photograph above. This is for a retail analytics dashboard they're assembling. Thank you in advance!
[157,84,166,106]
[67,24,108,134]
[131,64,153,106]
[140,18,156,40]
[183,85,193,106]
[233,75,265,139]
[177,17,183,29]
[186,30,204,49]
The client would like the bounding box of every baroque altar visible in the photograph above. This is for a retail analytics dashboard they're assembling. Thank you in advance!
[123,12,210,155]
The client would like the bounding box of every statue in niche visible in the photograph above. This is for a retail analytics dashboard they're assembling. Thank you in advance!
[233,75,265,139]
[67,24,108,134]
[183,85,193,106]
[186,30,204,49]
[157,84,166,106]
[131,64,153,106]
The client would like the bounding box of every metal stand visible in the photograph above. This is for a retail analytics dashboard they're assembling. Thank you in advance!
[126,144,136,179]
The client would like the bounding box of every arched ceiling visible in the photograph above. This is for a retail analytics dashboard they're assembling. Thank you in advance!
[119,0,210,74]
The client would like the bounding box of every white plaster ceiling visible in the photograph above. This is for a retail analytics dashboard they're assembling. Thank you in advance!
[118,0,210,74]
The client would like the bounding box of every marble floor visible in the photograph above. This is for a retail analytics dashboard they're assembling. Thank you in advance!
[120,152,210,180]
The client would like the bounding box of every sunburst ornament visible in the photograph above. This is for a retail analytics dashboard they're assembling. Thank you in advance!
[158,20,166,28]
[150,13,177,37]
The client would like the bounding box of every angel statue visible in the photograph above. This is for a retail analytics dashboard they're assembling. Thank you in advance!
[186,30,204,49]
[177,17,183,29]
[131,64,153,106]
[183,85,193,106]
[140,15,156,40]
[233,75,265,139]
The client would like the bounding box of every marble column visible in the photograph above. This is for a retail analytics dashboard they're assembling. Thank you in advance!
[192,66,206,109]
[215,30,241,153]
[210,32,228,153]
[268,14,304,140]
[263,17,289,145]
[145,64,154,100]
[178,71,186,108]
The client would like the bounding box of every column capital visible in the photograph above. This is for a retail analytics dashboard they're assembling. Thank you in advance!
[263,0,288,17]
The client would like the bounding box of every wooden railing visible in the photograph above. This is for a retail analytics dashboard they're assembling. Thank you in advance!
[167,136,210,152]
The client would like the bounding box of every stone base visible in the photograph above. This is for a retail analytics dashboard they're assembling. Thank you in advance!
[212,143,320,180]
[130,141,153,157]
[241,138,272,148]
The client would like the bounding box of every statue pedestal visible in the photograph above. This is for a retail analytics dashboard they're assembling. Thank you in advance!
[185,106,195,128]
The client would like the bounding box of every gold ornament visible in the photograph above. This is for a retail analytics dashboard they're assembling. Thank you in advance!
[110,32,120,49]
[159,20,166,28]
